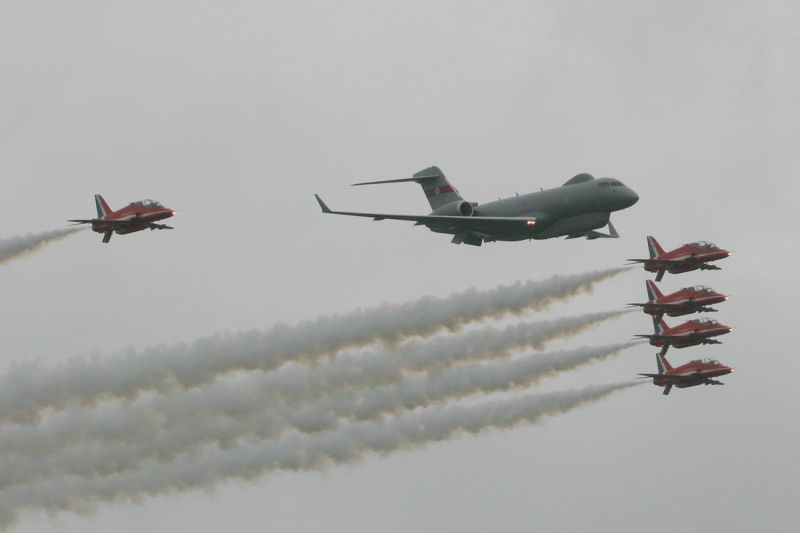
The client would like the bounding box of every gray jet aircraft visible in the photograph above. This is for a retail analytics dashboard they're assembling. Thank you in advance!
[314,166,638,246]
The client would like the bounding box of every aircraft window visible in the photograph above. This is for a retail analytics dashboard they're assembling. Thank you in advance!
[598,182,610,188]
[135,199,162,207]
[608,179,625,187]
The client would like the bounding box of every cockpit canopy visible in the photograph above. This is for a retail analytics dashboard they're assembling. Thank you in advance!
[597,178,626,188]
[131,199,162,208]
[562,173,595,186]
[688,285,713,293]
[691,318,719,325]
[687,241,716,248]
[692,358,721,365]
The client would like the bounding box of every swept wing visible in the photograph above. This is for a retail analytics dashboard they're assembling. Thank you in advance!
[69,219,173,230]
[314,194,541,234]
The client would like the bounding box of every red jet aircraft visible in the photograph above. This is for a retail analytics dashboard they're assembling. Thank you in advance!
[70,194,175,243]
[628,236,730,281]
[635,316,732,355]
[638,352,732,395]
[628,280,727,320]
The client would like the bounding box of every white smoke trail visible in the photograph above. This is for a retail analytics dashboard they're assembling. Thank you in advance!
[0,269,628,423]
[0,228,82,265]
[0,312,627,459]
[0,339,635,471]
[0,382,639,529]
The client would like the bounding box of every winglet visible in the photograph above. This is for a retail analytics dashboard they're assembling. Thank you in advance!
[314,194,332,214]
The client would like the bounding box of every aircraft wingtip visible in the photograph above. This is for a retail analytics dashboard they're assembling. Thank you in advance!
[314,194,332,213]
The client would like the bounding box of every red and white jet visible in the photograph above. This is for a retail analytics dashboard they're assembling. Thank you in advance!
[635,316,732,355]
[638,352,732,395]
[628,236,730,281]
[628,280,727,320]
[70,194,175,243]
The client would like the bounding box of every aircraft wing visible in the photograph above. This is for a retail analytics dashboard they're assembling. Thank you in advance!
[68,219,147,228]
[627,258,704,266]
[637,373,696,383]
[634,334,704,342]
[627,303,674,311]
[314,195,540,234]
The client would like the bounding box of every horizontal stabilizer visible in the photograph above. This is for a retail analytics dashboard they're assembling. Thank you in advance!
[352,165,445,186]
[352,175,440,186]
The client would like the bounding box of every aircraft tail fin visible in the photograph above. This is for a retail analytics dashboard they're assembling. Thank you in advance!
[656,352,673,374]
[645,280,663,302]
[653,316,668,334]
[95,194,112,218]
[647,235,665,258]
[353,166,464,211]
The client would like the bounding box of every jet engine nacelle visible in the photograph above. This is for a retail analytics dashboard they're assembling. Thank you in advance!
[533,212,610,239]
[431,200,475,217]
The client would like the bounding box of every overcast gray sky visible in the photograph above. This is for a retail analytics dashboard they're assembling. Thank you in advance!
[1,1,798,531]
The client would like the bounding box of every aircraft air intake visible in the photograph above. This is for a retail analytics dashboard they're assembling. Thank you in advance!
[431,200,474,216]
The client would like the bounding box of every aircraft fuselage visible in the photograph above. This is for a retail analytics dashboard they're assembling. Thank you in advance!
[428,177,638,241]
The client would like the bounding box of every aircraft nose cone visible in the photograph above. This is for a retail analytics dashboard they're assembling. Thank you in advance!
[627,188,639,206]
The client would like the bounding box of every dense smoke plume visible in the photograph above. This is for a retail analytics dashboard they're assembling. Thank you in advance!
[0,270,628,423]
[0,382,638,528]
[0,229,82,265]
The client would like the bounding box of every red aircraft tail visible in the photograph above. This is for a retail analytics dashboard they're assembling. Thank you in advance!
[645,280,663,302]
[646,236,665,258]
[652,316,668,334]
[656,352,673,374]
[94,194,112,218]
